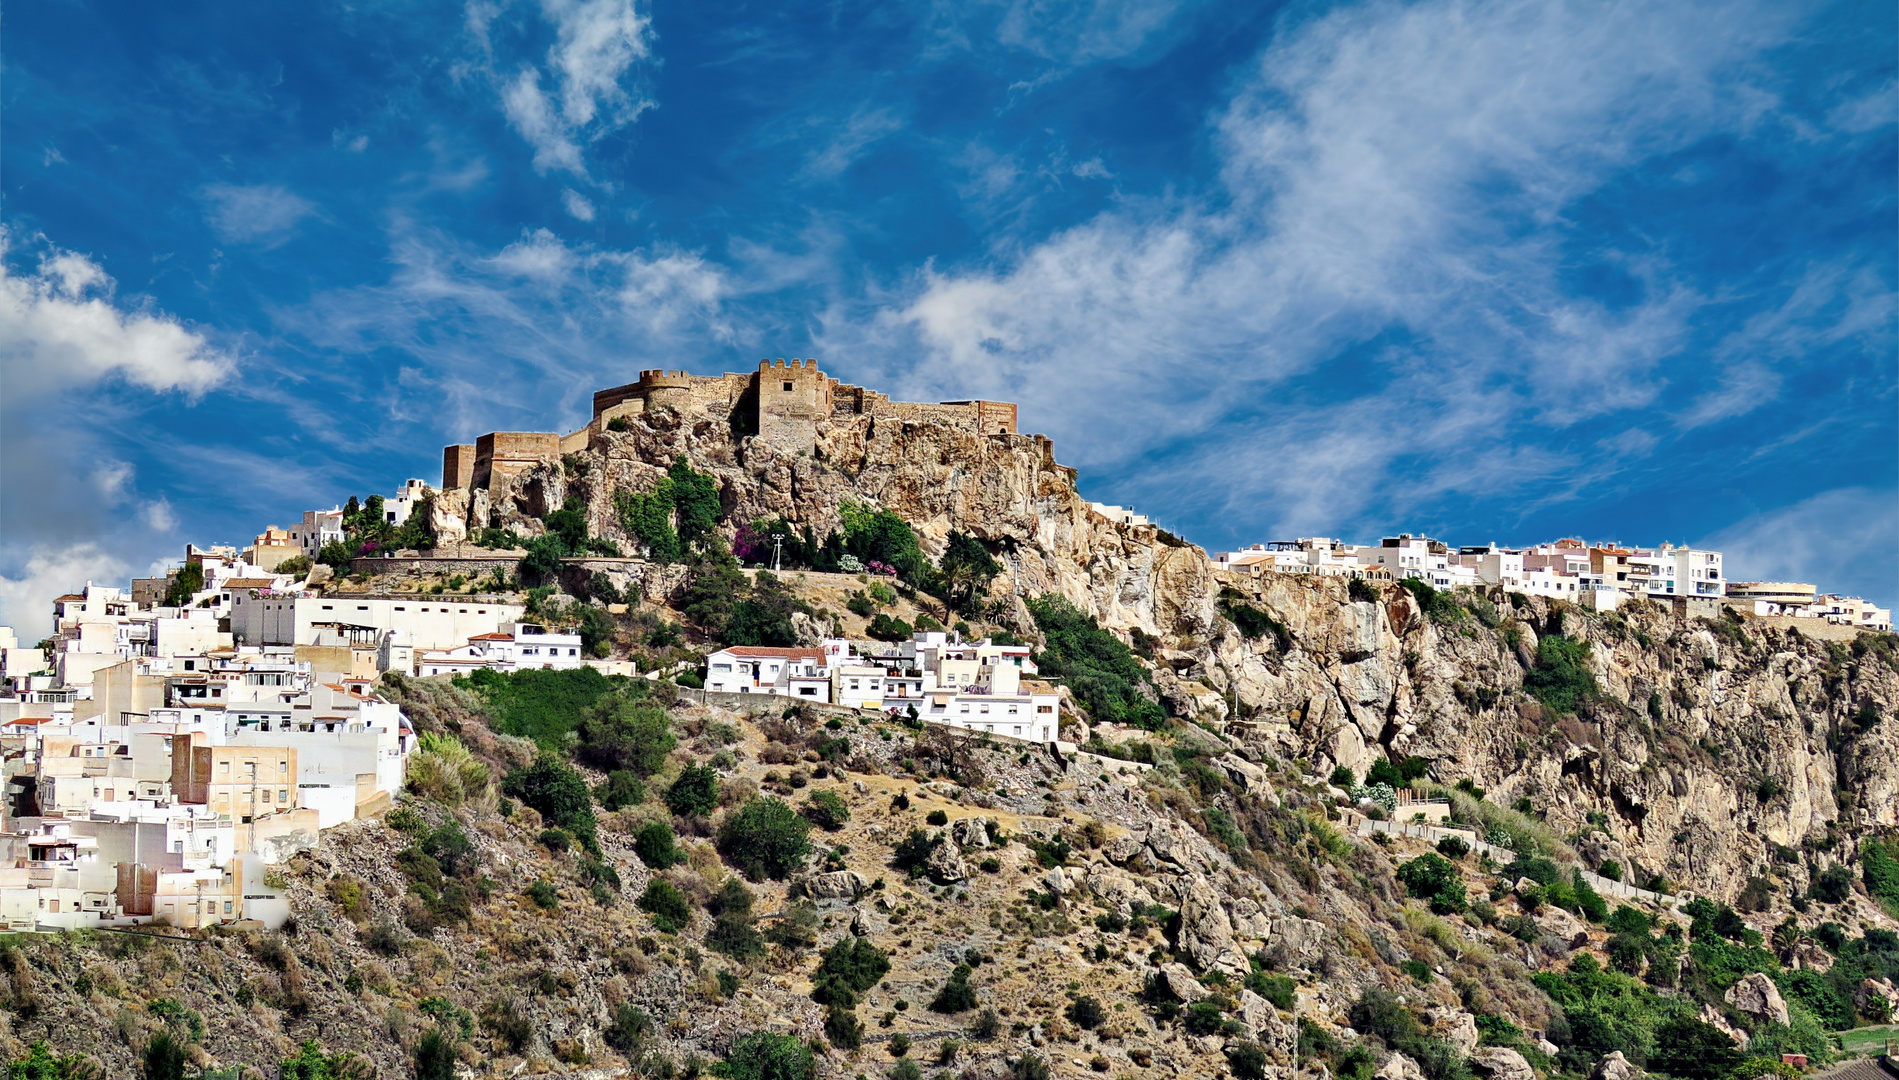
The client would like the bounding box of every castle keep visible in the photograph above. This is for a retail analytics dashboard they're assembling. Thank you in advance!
[442,359,1021,496]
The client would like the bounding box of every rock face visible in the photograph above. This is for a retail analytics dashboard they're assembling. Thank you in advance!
[951,817,991,849]
[472,370,1899,905]
[1724,972,1790,1026]
[802,870,869,900]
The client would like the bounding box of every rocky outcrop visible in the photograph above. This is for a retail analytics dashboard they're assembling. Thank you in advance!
[802,870,869,900]
[924,839,969,883]
[1724,972,1790,1026]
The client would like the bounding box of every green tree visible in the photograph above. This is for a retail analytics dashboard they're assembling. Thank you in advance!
[667,764,721,816]
[725,572,805,647]
[143,1032,186,1080]
[161,561,204,607]
[502,757,598,847]
[1647,1016,1741,1080]
[938,531,1000,615]
[720,1032,814,1080]
[637,879,692,932]
[633,820,683,868]
[518,535,568,583]
[929,964,979,1013]
[681,542,748,633]
[838,502,930,583]
[577,697,676,776]
[718,797,812,880]
[707,878,764,959]
[811,937,890,1007]
[414,1029,457,1080]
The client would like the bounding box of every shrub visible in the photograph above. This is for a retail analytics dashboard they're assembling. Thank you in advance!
[1228,1042,1269,1080]
[637,880,691,933]
[1348,578,1379,603]
[578,698,676,776]
[1863,838,1899,911]
[596,771,647,811]
[811,937,891,1008]
[1246,971,1296,1010]
[1067,996,1106,1029]
[824,1005,863,1049]
[1396,853,1467,914]
[668,764,721,817]
[633,821,684,869]
[539,827,572,853]
[925,809,949,826]
[802,790,850,830]
[606,1003,651,1053]
[415,1028,457,1080]
[1182,1000,1226,1035]
[892,828,942,873]
[719,797,813,880]
[144,1032,187,1080]
[929,964,979,1013]
[721,1032,815,1080]
[503,756,598,848]
[889,1060,921,1080]
[1436,836,1470,860]
[526,879,559,910]
[406,733,492,805]
[1524,635,1598,714]
[867,614,913,641]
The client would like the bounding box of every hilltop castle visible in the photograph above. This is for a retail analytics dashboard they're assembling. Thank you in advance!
[441,359,1021,497]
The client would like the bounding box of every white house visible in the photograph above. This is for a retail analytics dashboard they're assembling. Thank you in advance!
[413,623,584,676]
[230,592,524,651]
[704,646,832,700]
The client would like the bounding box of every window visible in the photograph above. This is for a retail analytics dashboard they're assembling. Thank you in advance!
[782,381,793,391]
[280,790,288,802]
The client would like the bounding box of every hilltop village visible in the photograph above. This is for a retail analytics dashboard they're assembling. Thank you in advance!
[0,361,1894,1080]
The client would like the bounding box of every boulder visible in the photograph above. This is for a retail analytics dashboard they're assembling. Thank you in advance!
[1377,1052,1426,1080]
[1104,835,1145,865]
[1216,753,1270,794]
[802,871,868,900]
[1724,972,1789,1027]
[1176,877,1250,976]
[1238,988,1296,1057]
[1043,866,1083,895]
[924,840,969,884]
[1469,1047,1535,1080]
[1431,1009,1480,1055]
[951,818,991,849]
[1229,895,1276,939]
[1266,916,1328,967]
[1535,906,1585,941]
[1159,963,1208,1003]
[1591,1051,1638,1080]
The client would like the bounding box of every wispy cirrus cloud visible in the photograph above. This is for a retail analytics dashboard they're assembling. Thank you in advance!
[202,183,318,246]
[475,0,655,179]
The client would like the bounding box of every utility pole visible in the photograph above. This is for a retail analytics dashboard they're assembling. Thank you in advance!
[772,535,783,573]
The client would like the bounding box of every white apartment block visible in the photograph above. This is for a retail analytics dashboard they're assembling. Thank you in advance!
[230,592,524,651]
[414,623,586,677]
[288,509,346,559]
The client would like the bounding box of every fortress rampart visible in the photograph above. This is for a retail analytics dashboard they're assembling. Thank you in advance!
[444,359,1027,493]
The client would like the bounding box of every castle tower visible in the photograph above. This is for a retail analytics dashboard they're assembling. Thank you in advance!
[755,358,830,454]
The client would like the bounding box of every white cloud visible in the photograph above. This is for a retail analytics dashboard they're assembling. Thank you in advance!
[1700,488,1898,607]
[562,187,597,220]
[489,0,654,177]
[0,232,233,399]
[801,108,905,181]
[202,184,318,245]
[0,545,130,642]
[825,0,1810,536]
[502,69,587,175]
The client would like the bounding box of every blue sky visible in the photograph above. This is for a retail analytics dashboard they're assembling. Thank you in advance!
[2,0,1894,637]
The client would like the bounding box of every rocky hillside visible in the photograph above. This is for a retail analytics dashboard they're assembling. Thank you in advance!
[8,388,1895,1079]
[466,384,1899,910]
